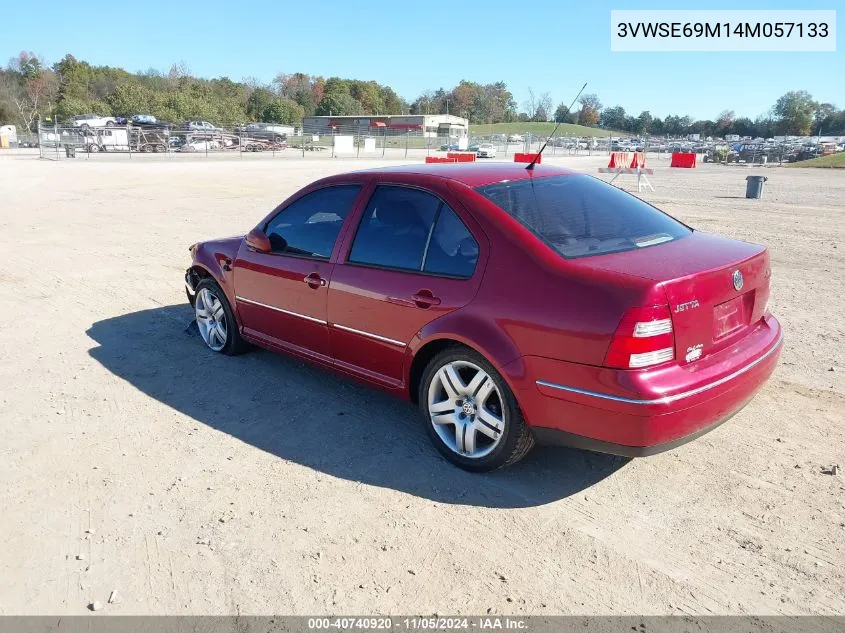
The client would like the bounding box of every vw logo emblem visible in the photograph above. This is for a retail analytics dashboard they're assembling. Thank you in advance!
[732,270,744,291]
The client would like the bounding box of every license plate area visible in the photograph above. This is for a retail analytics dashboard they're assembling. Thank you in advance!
[713,295,748,340]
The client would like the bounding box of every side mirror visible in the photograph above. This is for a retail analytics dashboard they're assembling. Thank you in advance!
[246,228,271,253]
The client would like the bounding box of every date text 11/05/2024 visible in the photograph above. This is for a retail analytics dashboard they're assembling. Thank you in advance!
[306,617,528,630]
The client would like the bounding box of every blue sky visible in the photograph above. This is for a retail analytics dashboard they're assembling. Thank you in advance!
[4,0,841,120]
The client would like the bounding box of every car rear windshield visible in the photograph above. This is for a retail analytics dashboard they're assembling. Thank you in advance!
[476,175,691,258]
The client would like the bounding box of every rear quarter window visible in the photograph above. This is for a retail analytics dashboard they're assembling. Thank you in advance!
[476,175,690,258]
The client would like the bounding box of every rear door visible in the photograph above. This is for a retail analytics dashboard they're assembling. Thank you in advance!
[233,184,363,361]
[328,182,487,385]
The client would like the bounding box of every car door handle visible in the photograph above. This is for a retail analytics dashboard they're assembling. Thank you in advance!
[412,292,441,309]
[303,273,326,289]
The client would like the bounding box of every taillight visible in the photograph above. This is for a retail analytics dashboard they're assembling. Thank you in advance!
[605,305,675,369]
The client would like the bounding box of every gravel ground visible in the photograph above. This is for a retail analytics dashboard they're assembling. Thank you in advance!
[0,150,842,615]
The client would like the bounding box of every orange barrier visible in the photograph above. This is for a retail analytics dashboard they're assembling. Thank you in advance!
[447,152,476,162]
[425,157,457,163]
[598,167,655,192]
[629,152,646,168]
[608,152,630,168]
[670,152,697,168]
[514,152,541,164]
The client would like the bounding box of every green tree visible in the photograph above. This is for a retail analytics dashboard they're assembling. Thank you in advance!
[553,102,572,123]
[246,87,276,121]
[262,98,304,125]
[635,110,653,134]
[773,90,816,135]
[732,117,755,137]
[350,80,385,114]
[600,105,626,130]
[814,103,837,134]
[10,51,43,79]
[315,92,364,116]
[106,83,159,115]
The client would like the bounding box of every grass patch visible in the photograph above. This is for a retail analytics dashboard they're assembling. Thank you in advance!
[468,122,614,137]
[788,152,845,168]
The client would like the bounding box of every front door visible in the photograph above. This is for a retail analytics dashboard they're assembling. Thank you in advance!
[328,184,486,384]
[234,184,362,361]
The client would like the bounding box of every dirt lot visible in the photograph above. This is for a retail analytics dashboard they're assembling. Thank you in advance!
[0,150,843,615]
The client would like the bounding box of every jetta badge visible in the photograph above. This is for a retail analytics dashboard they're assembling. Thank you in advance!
[732,269,744,291]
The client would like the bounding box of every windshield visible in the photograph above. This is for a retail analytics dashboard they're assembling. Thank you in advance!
[475,175,691,258]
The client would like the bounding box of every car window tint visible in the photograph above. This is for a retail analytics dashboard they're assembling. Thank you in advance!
[423,205,478,278]
[264,185,361,259]
[476,175,690,258]
[349,186,440,271]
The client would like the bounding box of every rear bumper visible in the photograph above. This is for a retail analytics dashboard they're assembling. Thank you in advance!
[506,315,782,456]
[531,407,743,457]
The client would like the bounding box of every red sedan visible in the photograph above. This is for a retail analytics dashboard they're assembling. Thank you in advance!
[185,163,783,471]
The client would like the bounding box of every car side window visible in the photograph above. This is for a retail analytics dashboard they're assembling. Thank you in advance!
[423,205,478,278]
[348,186,478,278]
[348,187,440,272]
[264,185,361,259]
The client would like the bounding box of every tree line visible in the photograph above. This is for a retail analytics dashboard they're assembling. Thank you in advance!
[1,51,844,138]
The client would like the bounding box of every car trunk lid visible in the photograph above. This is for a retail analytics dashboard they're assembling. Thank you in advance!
[576,231,771,365]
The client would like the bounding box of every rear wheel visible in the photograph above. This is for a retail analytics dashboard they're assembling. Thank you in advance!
[419,347,534,471]
[193,279,249,355]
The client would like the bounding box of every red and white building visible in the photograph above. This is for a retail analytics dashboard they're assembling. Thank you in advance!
[303,114,468,139]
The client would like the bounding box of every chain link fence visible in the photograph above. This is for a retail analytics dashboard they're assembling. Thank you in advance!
[27,119,828,165]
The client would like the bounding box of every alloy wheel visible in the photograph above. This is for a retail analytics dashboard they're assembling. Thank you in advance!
[427,360,506,459]
[195,287,228,352]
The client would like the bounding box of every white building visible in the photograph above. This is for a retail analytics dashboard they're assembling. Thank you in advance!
[303,114,468,139]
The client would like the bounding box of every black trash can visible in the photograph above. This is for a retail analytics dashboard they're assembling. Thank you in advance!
[745,175,767,199]
[64,145,76,158]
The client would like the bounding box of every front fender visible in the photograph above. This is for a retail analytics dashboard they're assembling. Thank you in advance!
[188,236,243,308]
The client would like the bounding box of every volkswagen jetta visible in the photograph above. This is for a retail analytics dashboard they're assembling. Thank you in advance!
[184,163,783,471]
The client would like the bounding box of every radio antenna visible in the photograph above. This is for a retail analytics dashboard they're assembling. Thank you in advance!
[526,81,588,170]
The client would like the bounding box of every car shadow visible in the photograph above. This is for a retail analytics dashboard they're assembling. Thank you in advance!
[86,305,628,508]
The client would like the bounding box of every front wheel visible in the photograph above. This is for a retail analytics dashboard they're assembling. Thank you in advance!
[419,347,534,472]
[193,279,249,355]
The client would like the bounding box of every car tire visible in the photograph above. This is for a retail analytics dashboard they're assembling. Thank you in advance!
[419,346,534,472]
[106,121,114,128]
[193,278,250,356]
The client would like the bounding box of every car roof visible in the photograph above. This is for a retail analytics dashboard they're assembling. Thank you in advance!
[346,162,578,188]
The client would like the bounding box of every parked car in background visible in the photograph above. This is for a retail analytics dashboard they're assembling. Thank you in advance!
[131,114,157,125]
[182,120,219,132]
[72,114,117,129]
[507,134,523,143]
[476,143,497,158]
[235,122,292,142]
[439,142,461,151]
[184,163,782,471]
[180,139,221,152]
